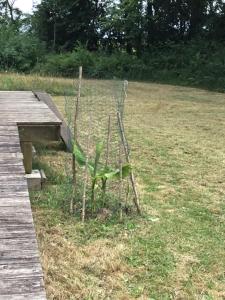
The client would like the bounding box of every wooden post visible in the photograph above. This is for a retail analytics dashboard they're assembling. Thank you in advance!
[73,66,83,185]
[102,115,111,198]
[71,66,83,214]
[117,112,141,214]
[82,114,91,223]
[21,142,33,174]
[119,143,123,220]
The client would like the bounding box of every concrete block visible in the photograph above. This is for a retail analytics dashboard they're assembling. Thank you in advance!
[25,170,42,191]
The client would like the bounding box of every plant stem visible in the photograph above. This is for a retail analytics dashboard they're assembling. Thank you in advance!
[91,179,96,211]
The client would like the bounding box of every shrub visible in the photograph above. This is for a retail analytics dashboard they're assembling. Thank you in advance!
[35,40,225,90]
[0,26,45,72]
[36,47,146,79]
[35,45,95,77]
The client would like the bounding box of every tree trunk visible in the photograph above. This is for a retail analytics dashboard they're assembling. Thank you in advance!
[189,0,205,37]
[6,0,14,23]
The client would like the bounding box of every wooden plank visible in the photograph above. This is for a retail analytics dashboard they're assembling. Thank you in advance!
[34,91,73,151]
[0,156,23,161]
[0,165,25,174]
[0,292,46,300]
[0,121,46,299]
[18,125,60,142]
[0,91,61,125]
[0,277,45,294]
[0,90,64,298]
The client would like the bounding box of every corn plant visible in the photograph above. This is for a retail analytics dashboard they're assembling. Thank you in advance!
[73,142,131,209]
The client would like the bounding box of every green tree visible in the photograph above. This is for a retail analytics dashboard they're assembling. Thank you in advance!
[33,0,107,51]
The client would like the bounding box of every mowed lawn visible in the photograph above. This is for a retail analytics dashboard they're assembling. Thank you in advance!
[2,74,225,299]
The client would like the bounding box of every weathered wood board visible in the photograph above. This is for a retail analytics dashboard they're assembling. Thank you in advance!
[0,91,62,299]
[0,91,60,125]
[34,91,73,151]
[0,124,46,299]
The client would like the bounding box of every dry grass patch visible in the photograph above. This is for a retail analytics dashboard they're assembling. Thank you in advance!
[34,209,136,300]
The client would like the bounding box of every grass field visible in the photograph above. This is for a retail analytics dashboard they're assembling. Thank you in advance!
[2,73,225,299]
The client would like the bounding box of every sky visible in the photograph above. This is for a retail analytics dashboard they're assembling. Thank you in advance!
[14,0,41,14]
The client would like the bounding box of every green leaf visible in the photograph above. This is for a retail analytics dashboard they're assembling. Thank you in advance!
[96,164,132,180]
[93,141,104,176]
[121,164,132,178]
[73,141,131,183]
[73,142,94,173]
[73,143,86,167]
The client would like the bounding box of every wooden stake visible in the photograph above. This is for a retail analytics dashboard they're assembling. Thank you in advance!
[71,66,83,214]
[105,115,111,168]
[82,115,91,223]
[82,155,89,223]
[102,115,112,203]
[117,112,141,214]
[119,143,123,221]
[125,180,130,210]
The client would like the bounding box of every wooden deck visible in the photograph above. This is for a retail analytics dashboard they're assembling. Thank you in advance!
[0,92,61,299]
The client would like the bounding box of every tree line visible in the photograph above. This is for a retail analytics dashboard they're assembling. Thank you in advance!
[32,0,225,54]
[1,0,225,91]
[1,0,225,54]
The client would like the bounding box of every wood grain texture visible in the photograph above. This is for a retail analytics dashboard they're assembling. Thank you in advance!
[0,91,60,125]
[0,125,46,299]
[0,91,63,299]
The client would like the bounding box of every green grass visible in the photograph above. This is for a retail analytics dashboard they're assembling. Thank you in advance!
[3,73,225,299]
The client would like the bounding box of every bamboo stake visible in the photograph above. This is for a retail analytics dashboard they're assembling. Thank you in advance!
[117,111,141,214]
[102,115,111,203]
[119,143,123,221]
[105,115,111,168]
[82,114,91,223]
[82,153,89,223]
[71,66,82,214]
[121,80,128,118]
[125,180,130,211]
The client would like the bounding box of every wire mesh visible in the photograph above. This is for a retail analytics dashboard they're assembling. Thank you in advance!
[64,77,138,215]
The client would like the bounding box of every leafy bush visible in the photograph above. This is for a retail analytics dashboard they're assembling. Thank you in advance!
[92,51,142,79]
[34,40,225,92]
[2,34,225,92]
[35,45,95,77]
[0,26,45,72]
[35,46,144,79]
[143,40,225,91]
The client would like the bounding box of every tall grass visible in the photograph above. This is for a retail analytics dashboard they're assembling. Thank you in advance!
[0,73,75,96]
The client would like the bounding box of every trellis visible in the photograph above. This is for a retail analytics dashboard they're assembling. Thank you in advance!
[64,68,140,220]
